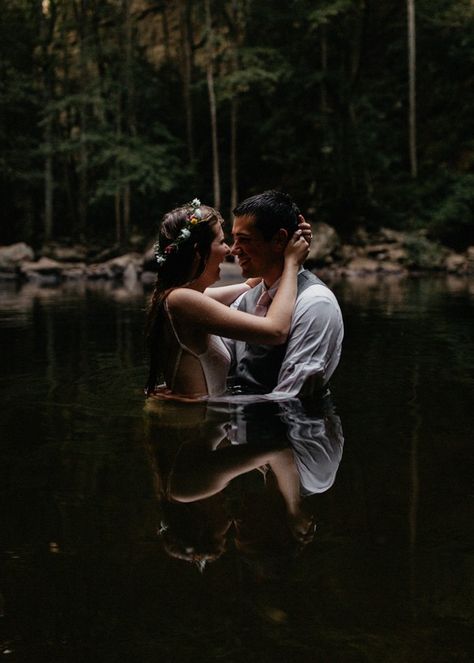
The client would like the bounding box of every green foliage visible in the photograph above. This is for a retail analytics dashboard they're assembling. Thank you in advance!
[403,234,447,270]
[430,173,474,248]
[88,132,182,202]
[219,47,289,99]
[308,0,355,28]
[0,0,473,248]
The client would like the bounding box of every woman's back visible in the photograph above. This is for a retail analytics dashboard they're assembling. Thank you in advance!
[159,299,230,398]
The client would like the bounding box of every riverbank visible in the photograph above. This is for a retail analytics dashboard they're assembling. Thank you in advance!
[1,223,473,284]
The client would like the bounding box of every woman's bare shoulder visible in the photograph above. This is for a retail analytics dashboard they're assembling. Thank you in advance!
[166,287,207,311]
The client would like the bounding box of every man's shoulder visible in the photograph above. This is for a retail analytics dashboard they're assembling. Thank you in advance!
[297,271,338,300]
[295,280,341,314]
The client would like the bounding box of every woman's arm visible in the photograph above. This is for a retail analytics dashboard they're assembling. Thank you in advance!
[168,233,308,345]
[204,278,261,306]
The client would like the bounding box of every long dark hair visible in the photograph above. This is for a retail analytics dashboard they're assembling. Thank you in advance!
[145,202,222,395]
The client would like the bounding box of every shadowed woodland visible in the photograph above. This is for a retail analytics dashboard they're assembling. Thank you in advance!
[1,0,473,251]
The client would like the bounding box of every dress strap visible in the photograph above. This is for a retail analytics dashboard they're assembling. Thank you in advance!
[163,298,200,359]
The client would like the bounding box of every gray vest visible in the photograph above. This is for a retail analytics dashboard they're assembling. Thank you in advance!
[231,270,326,393]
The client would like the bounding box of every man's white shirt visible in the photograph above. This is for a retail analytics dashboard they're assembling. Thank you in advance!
[226,271,344,398]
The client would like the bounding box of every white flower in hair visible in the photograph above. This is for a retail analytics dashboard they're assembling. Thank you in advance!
[179,228,191,239]
[157,521,168,535]
[191,198,201,207]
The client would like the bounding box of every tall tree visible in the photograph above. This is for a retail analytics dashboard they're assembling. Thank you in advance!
[72,0,90,240]
[407,0,417,178]
[228,0,246,216]
[179,0,195,165]
[205,0,221,210]
[39,0,57,242]
[122,0,136,244]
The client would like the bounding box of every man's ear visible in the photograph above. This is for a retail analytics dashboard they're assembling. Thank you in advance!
[272,228,288,250]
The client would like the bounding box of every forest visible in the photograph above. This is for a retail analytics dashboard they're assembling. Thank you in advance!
[1,0,473,251]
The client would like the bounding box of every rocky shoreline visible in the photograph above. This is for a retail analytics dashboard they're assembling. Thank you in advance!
[1,223,473,285]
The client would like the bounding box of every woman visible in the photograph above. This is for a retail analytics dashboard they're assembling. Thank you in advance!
[145,198,309,400]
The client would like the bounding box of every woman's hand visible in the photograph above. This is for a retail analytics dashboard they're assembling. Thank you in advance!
[284,230,310,266]
[298,214,313,245]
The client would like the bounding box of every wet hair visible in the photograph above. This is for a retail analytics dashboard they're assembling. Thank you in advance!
[232,190,300,241]
[145,203,222,395]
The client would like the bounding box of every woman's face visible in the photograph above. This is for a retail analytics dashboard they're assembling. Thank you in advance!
[203,223,230,284]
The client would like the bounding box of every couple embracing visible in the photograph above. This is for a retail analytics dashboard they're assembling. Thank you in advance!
[145,190,343,402]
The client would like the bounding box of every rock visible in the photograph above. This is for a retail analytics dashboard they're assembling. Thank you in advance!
[19,257,66,283]
[339,245,360,263]
[0,242,34,270]
[20,256,64,275]
[385,247,408,263]
[377,261,406,274]
[365,243,392,259]
[86,263,114,280]
[63,264,87,279]
[141,270,157,285]
[86,252,143,280]
[123,261,138,287]
[87,245,121,263]
[467,246,474,264]
[41,243,88,262]
[308,222,340,263]
[444,253,467,274]
[376,227,405,244]
[107,252,143,279]
[344,257,380,274]
[351,226,370,246]
[108,252,143,270]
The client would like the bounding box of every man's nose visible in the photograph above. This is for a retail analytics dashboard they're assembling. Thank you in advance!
[230,241,239,255]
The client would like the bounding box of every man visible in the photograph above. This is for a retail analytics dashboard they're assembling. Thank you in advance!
[226,190,343,397]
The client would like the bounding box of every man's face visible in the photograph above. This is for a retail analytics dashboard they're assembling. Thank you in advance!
[231,215,279,279]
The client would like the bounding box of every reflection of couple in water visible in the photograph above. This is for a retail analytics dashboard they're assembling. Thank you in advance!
[144,398,343,573]
[143,190,344,569]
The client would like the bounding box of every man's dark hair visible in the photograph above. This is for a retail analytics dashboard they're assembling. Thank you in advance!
[233,190,300,240]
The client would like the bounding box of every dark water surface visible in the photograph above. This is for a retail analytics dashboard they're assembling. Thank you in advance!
[0,276,473,662]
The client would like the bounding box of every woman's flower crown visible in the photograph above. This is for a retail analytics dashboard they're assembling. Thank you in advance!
[154,198,208,265]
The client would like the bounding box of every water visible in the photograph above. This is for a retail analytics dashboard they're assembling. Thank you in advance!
[0,275,473,662]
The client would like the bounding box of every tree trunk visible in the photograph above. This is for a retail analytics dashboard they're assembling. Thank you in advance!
[320,24,328,113]
[180,0,195,164]
[40,0,57,242]
[60,9,77,230]
[162,4,171,61]
[205,0,221,210]
[123,183,131,245]
[115,94,123,245]
[407,0,417,178]
[230,97,238,216]
[227,0,248,217]
[44,117,54,241]
[73,0,89,240]
[115,190,122,246]
[123,0,135,245]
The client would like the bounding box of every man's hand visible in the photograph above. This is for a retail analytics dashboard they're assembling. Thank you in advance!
[298,214,313,245]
